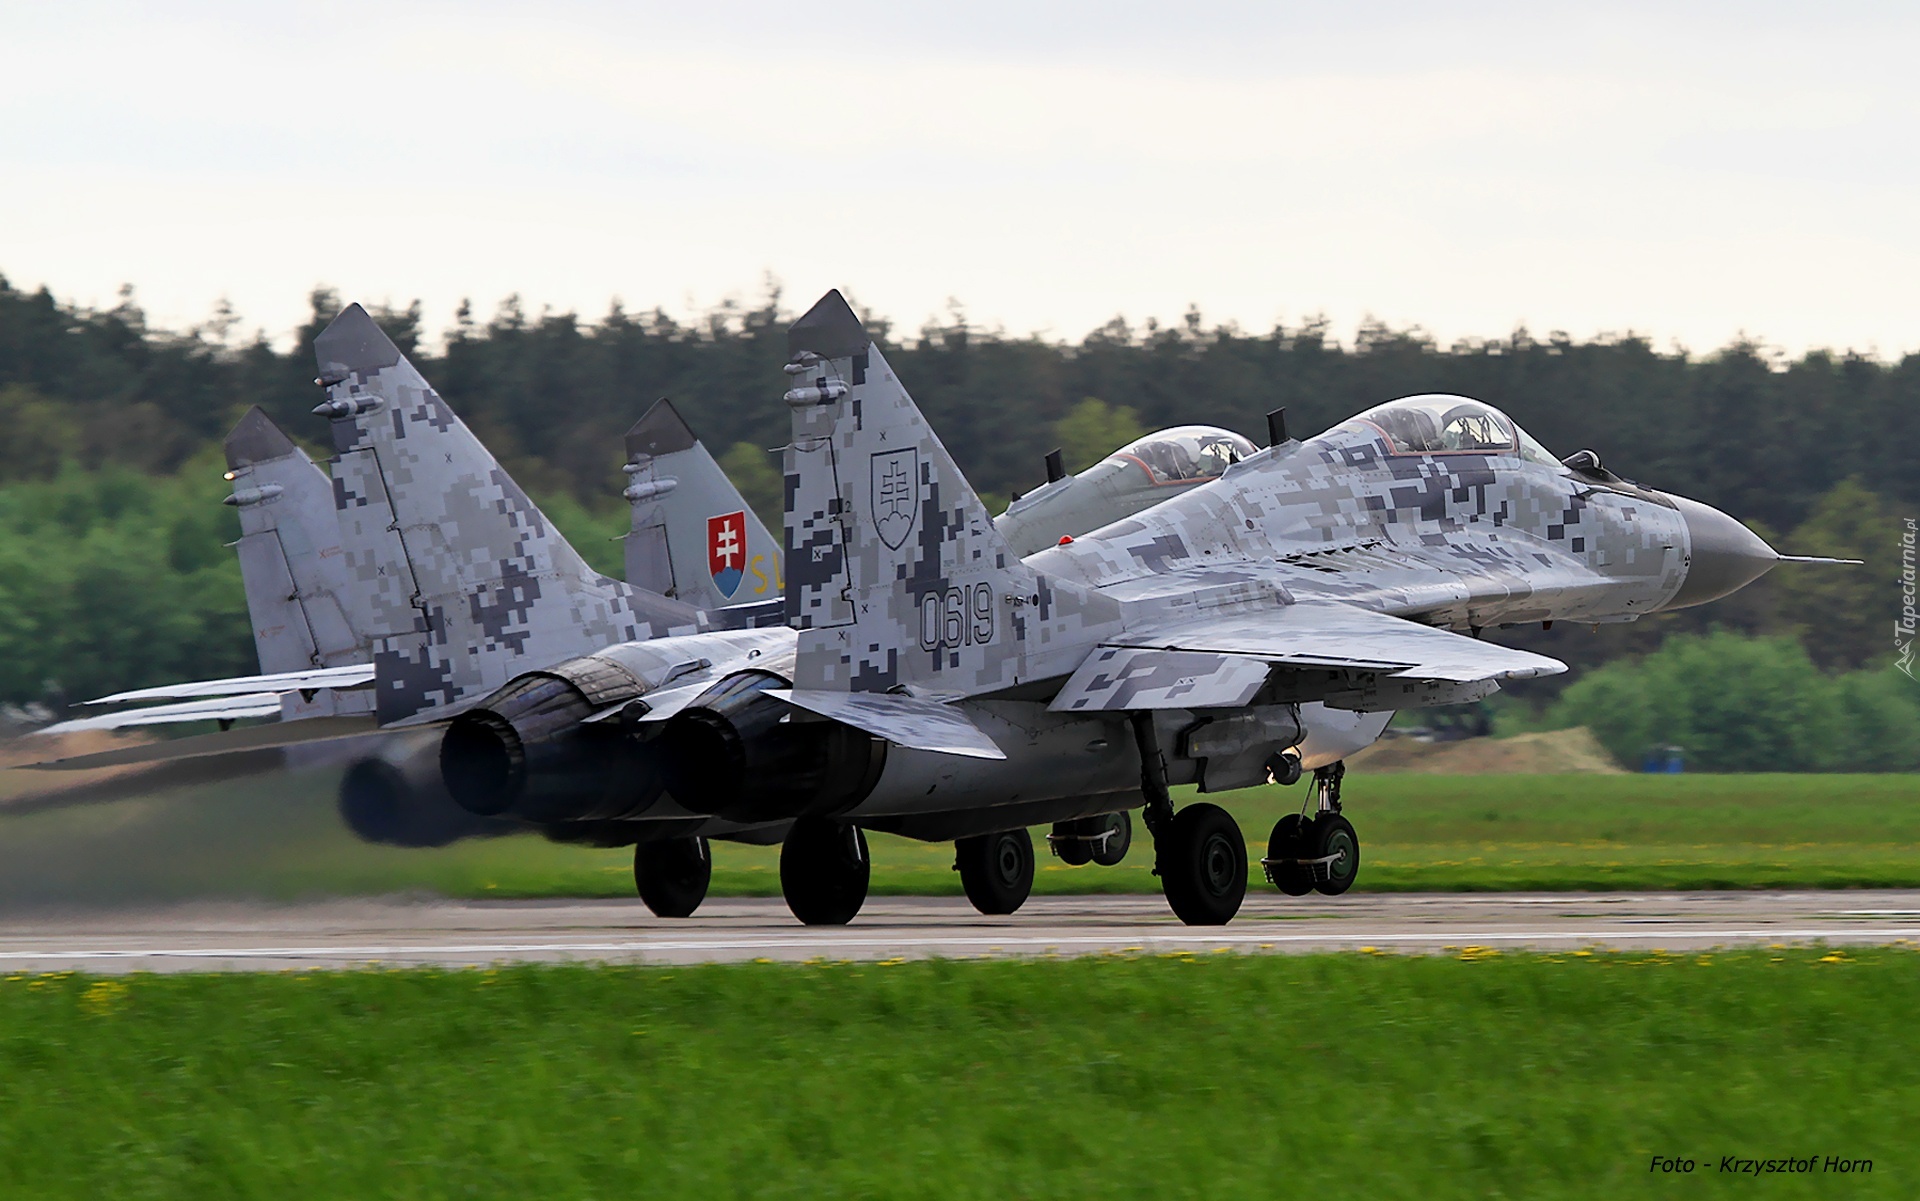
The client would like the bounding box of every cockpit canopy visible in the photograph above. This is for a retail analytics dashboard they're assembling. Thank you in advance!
[1349,394,1558,466]
[1106,426,1258,484]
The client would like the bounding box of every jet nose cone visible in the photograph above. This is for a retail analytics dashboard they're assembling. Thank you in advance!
[1663,495,1779,609]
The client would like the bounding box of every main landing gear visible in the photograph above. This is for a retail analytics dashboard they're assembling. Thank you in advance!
[633,835,712,918]
[1263,762,1360,897]
[956,828,1035,915]
[1132,714,1248,926]
[780,817,871,926]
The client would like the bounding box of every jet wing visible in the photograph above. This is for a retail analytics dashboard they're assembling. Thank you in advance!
[768,690,1006,760]
[1047,648,1273,713]
[87,664,375,705]
[18,714,380,771]
[40,693,286,734]
[1050,599,1564,712]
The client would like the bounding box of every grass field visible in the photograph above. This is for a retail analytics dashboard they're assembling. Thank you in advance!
[0,949,1906,1198]
[4,769,1916,904]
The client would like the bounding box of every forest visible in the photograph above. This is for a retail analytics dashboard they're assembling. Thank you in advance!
[0,275,1912,766]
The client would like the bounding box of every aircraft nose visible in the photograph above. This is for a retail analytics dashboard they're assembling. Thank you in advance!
[1663,495,1779,609]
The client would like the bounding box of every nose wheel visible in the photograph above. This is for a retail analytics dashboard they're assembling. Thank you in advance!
[1262,763,1361,896]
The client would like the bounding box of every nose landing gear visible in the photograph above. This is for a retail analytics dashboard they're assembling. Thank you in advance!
[1262,762,1361,897]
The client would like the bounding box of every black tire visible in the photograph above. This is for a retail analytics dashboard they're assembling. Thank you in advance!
[780,818,871,926]
[1156,802,1247,926]
[1309,813,1360,896]
[1090,810,1132,867]
[1264,813,1314,896]
[1050,820,1094,866]
[956,828,1035,915]
[633,836,711,918]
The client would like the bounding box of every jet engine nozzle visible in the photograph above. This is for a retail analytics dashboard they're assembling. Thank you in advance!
[338,730,515,847]
[440,658,661,823]
[654,670,886,823]
[1662,495,1781,610]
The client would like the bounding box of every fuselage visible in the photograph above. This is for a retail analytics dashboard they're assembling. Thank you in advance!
[1028,395,1705,631]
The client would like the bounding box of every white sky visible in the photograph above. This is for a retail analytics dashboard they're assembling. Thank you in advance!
[3,1,1917,355]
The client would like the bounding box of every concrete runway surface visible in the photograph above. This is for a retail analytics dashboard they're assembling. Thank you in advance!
[3,891,1920,973]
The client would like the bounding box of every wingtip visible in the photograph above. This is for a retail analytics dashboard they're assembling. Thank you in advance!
[788,288,870,359]
[222,406,298,468]
[313,302,403,377]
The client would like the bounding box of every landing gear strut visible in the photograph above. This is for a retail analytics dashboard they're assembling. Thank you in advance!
[780,818,871,926]
[1263,762,1361,896]
[1132,713,1248,926]
[956,828,1035,915]
[633,835,712,918]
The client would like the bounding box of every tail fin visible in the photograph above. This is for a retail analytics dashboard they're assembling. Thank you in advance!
[222,408,374,719]
[311,304,706,722]
[783,290,1120,696]
[621,398,784,610]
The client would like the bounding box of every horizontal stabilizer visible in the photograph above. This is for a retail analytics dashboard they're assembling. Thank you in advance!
[19,714,379,771]
[1111,599,1566,684]
[1049,648,1272,713]
[768,689,1006,760]
[42,694,285,733]
[88,664,376,705]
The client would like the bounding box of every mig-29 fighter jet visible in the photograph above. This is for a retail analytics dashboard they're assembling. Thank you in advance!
[622,290,1830,926]
[30,293,1838,930]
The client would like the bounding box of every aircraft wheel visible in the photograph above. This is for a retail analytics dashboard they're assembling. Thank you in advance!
[1090,810,1132,867]
[1049,820,1094,865]
[1157,802,1247,926]
[633,835,711,918]
[956,828,1035,915]
[780,818,871,926]
[1263,813,1315,896]
[1309,814,1361,896]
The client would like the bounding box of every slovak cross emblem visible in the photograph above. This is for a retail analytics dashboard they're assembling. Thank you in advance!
[708,511,747,597]
[870,448,919,550]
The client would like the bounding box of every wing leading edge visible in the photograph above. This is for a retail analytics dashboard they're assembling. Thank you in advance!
[1050,599,1565,712]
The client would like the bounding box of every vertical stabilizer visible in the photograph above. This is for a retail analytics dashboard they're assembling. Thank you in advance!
[222,407,372,719]
[622,398,783,611]
[312,304,706,722]
[783,290,1121,696]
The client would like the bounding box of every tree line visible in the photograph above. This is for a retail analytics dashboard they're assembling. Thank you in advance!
[3,276,1915,531]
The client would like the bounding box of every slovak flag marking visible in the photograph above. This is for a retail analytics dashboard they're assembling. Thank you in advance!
[708,511,747,598]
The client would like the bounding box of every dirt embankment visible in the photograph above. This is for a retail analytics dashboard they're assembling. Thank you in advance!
[1349,727,1623,774]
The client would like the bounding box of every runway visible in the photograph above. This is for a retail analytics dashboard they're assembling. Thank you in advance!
[3,890,1920,972]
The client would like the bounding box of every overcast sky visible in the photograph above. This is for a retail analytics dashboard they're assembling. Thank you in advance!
[3,1,1917,354]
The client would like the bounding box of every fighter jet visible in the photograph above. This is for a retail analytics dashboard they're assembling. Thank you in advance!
[30,314,803,911]
[626,289,1841,926]
[29,293,1844,929]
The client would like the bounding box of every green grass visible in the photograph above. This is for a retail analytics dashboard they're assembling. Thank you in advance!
[0,950,1908,1198]
[3,772,1917,903]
